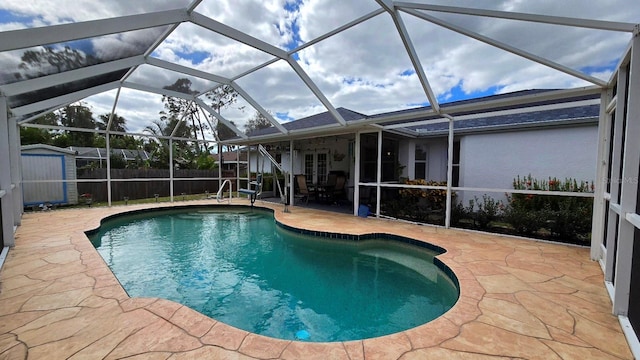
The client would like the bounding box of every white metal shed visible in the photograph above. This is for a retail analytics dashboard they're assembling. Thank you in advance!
[21,144,78,206]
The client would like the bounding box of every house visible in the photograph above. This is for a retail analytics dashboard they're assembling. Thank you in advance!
[393,90,600,204]
[215,150,248,177]
[246,89,599,205]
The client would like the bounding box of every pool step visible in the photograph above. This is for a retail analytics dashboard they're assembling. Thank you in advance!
[359,248,437,282]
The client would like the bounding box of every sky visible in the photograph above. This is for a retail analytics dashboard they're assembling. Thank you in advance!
[0,0,638,136]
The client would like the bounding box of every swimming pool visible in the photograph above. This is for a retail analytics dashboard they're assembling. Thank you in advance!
[89,206,459,342]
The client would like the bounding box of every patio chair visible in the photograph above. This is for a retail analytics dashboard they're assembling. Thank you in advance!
[330,175,347,203]
[295,174,313,204]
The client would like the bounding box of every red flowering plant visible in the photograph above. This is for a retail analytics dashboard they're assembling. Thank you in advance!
[511,174,593,210]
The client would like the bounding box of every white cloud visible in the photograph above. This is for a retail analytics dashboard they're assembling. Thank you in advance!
[92,27,170,62]
[0,21,27,31]
[0,0,190,25]
[94,88,166,134]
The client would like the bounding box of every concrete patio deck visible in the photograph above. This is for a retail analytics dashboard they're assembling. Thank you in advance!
[0,199,633,359]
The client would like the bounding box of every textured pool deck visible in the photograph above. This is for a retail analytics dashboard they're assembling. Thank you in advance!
[0,199,633,359]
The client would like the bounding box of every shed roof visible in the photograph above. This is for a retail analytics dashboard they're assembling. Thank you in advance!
[21,144,76,156]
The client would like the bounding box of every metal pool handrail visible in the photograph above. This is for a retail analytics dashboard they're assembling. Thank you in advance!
[216,179,232,203]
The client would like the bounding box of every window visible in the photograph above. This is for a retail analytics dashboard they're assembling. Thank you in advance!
[452,140,460,187]
[359,133,378,182]
[317,153,328,184]
[304,154,314,178]
[414,144,427,179]
[381,138,398,182]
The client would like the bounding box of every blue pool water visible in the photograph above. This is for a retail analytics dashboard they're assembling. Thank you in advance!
[89,207,459,342]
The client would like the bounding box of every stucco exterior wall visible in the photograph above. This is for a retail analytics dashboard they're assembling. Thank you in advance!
[458,125,598,204]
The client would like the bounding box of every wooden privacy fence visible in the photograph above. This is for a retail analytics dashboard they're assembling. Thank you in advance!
[77,168,238,202]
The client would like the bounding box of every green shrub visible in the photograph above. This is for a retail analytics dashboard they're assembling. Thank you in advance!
[450,201,469,227]
[506,174,593,242]
[472,194,503,229]
[503,198,548,235]
[456,195,504,229]
[195,153,217,170]
[547,197,593,241]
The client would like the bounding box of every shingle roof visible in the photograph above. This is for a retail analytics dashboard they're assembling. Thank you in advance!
[243,89,600,138]
[413,104,599,135]
[244,107,367,137]
[370,89,599,124]
[368,89,561,122]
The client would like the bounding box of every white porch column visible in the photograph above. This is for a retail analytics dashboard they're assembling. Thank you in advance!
[0,96,15,247]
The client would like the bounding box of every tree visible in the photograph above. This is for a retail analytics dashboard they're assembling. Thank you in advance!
[96,113,141,150]
[143,117,194,169]
[216,120,238,141]
[244,111,273,134]
[161,78,205,154]
[204,85,242,143]
[205,85,239,113]
[51,133,72,148]
[19,112,58,145]
[96,113,127,133]
[17,46,98,79]
[59,104,96,147]
[15,46,101,113]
